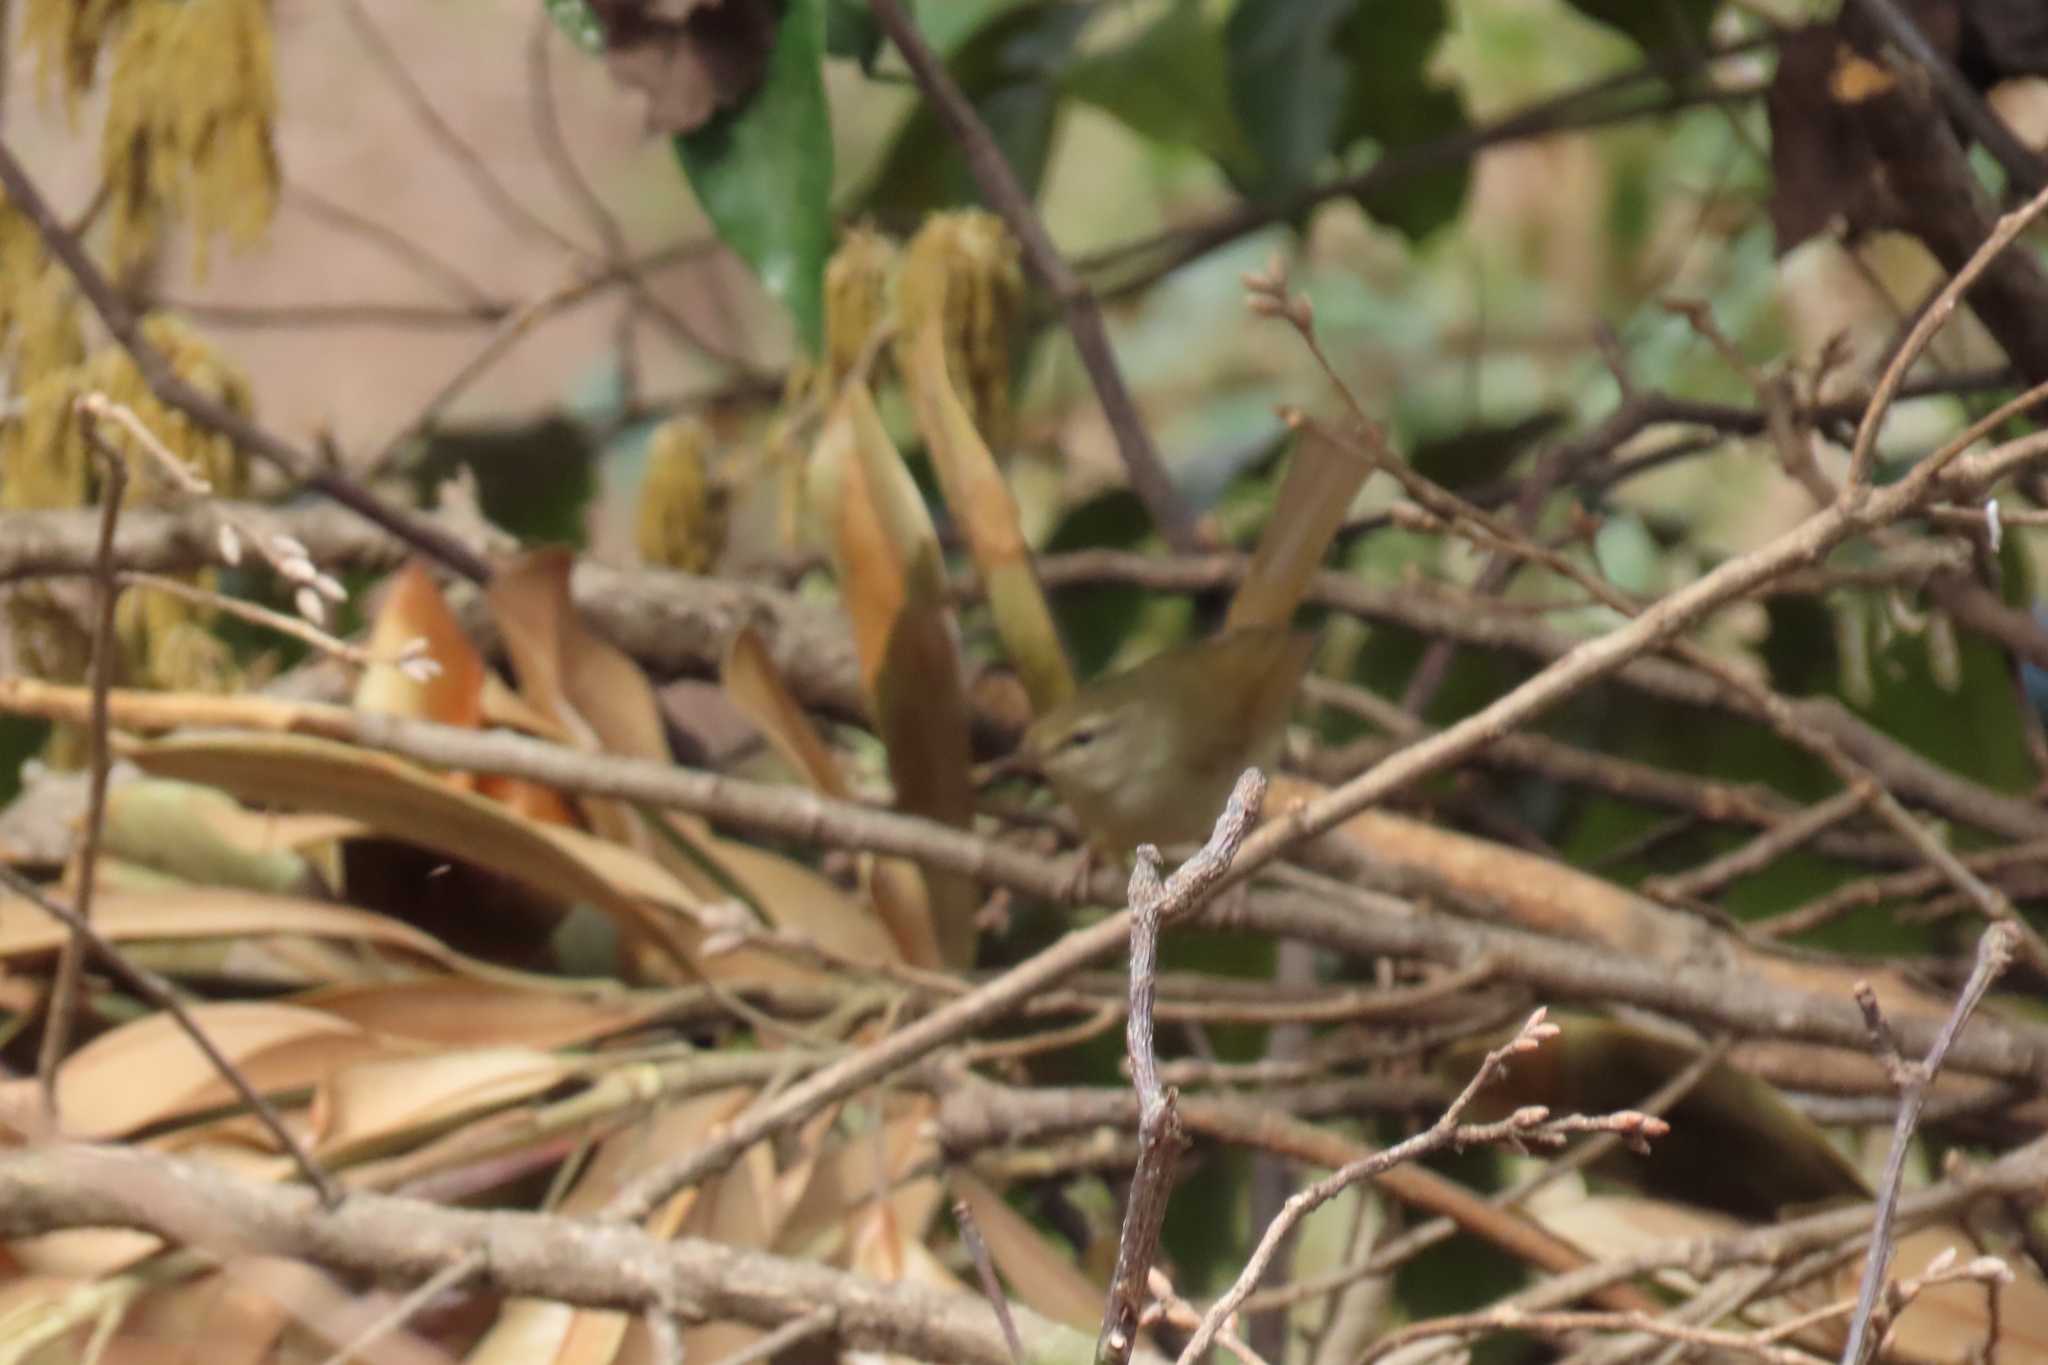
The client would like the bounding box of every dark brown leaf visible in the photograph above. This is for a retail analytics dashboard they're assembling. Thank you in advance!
[590,0,780,134]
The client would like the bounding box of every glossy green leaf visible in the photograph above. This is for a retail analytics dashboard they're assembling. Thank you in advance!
[673,0,833,355]
[1223,0,1468,237]
[1561,0,1720,62]
[824,0,883,67]
[541,0,607,55]
[1334,0,1469,239]
[1065,0,1256,180]
[1224,0,1352,201]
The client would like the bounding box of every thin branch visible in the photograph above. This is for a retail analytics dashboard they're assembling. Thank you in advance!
[864,0,1200,553]
[706,1305,839,1365]
[1839,923,2019,1365]
[34,416,125,1116]
[1174,1011,1668,1364]
[953,1200,1024,1365]
[1846,179,2048,488]
[314,1251,484,1365]
[0,1143,1090,1365]
[284,178,497,306]
[1097,780,1266,1364]
[336,0,584,255]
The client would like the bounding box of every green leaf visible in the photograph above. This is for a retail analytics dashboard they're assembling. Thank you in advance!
[1222,0,1468,236]
[1334,0,1469,239]
[1560,0,1720,62]
[859,3,1091,232]
[824,0,882,68]
[673,0,834,355]
[541,0,607,55]
[1064,0,1255,180]
[1224,0,1353,201]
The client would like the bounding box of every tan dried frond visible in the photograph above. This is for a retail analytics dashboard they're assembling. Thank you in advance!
[102,0,280,277]
[636,418,728,575]
[894,211,1023,450]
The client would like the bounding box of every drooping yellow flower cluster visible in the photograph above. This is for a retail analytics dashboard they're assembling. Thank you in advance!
[79,0,280,276]
[1,315,249,513]
[0,204,85,403]
[2,316,252,702]
[892,211,1022,451]
[635,417,728,575]
[20,0,138,110]
[823,227,899,391]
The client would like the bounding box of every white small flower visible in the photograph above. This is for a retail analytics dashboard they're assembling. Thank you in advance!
[1985,498,2002,553]
[399,654,443,683]
[215,523,243,566]
[277,554,317,585]
[312,571,347,603]
[269,535,310,561]
[294,585,326,626]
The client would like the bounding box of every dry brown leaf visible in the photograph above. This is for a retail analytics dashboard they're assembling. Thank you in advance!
[30,1000,385,1140]
[126,732,716,981]
[809,382,978,967]
[293,976,667,1050]
[0,887,453,968]
[356,559,487,729]
[311,1046,577,1162]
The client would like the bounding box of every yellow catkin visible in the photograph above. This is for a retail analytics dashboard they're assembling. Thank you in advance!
[20,0,136,110]
[894,211,1022,450]
[100,0,279,277]
[636,418,727,574]
[1,315,253,734]
[823,227,899,391]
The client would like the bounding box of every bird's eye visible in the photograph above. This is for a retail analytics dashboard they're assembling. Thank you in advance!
[1062,725,1099,751]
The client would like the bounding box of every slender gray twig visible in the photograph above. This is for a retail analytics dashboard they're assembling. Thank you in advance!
[954,1199,1025,1365]
[34,418,125,1115]
[1839,922,2019,1365]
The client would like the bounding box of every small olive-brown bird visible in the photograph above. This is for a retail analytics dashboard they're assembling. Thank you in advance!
[1022,427,1366,851]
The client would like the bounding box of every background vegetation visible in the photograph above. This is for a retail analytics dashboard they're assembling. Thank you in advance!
[2,1,2047,1362]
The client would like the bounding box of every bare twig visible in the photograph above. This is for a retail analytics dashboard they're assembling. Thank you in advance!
[706,1305,839,1365]
[1645,782,1876,904]
[34,415,125,1116]
[953,1199,1024,1365]
[0,1143,1089,1365]
[1095,779,1264,1363]
[336,0,583,255]
[1846,180,2048,488]
[1174,1011,1668,1364]
[864,0,1199,553]
[1839,922,2019,1365]
[314,1250,483,1365]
